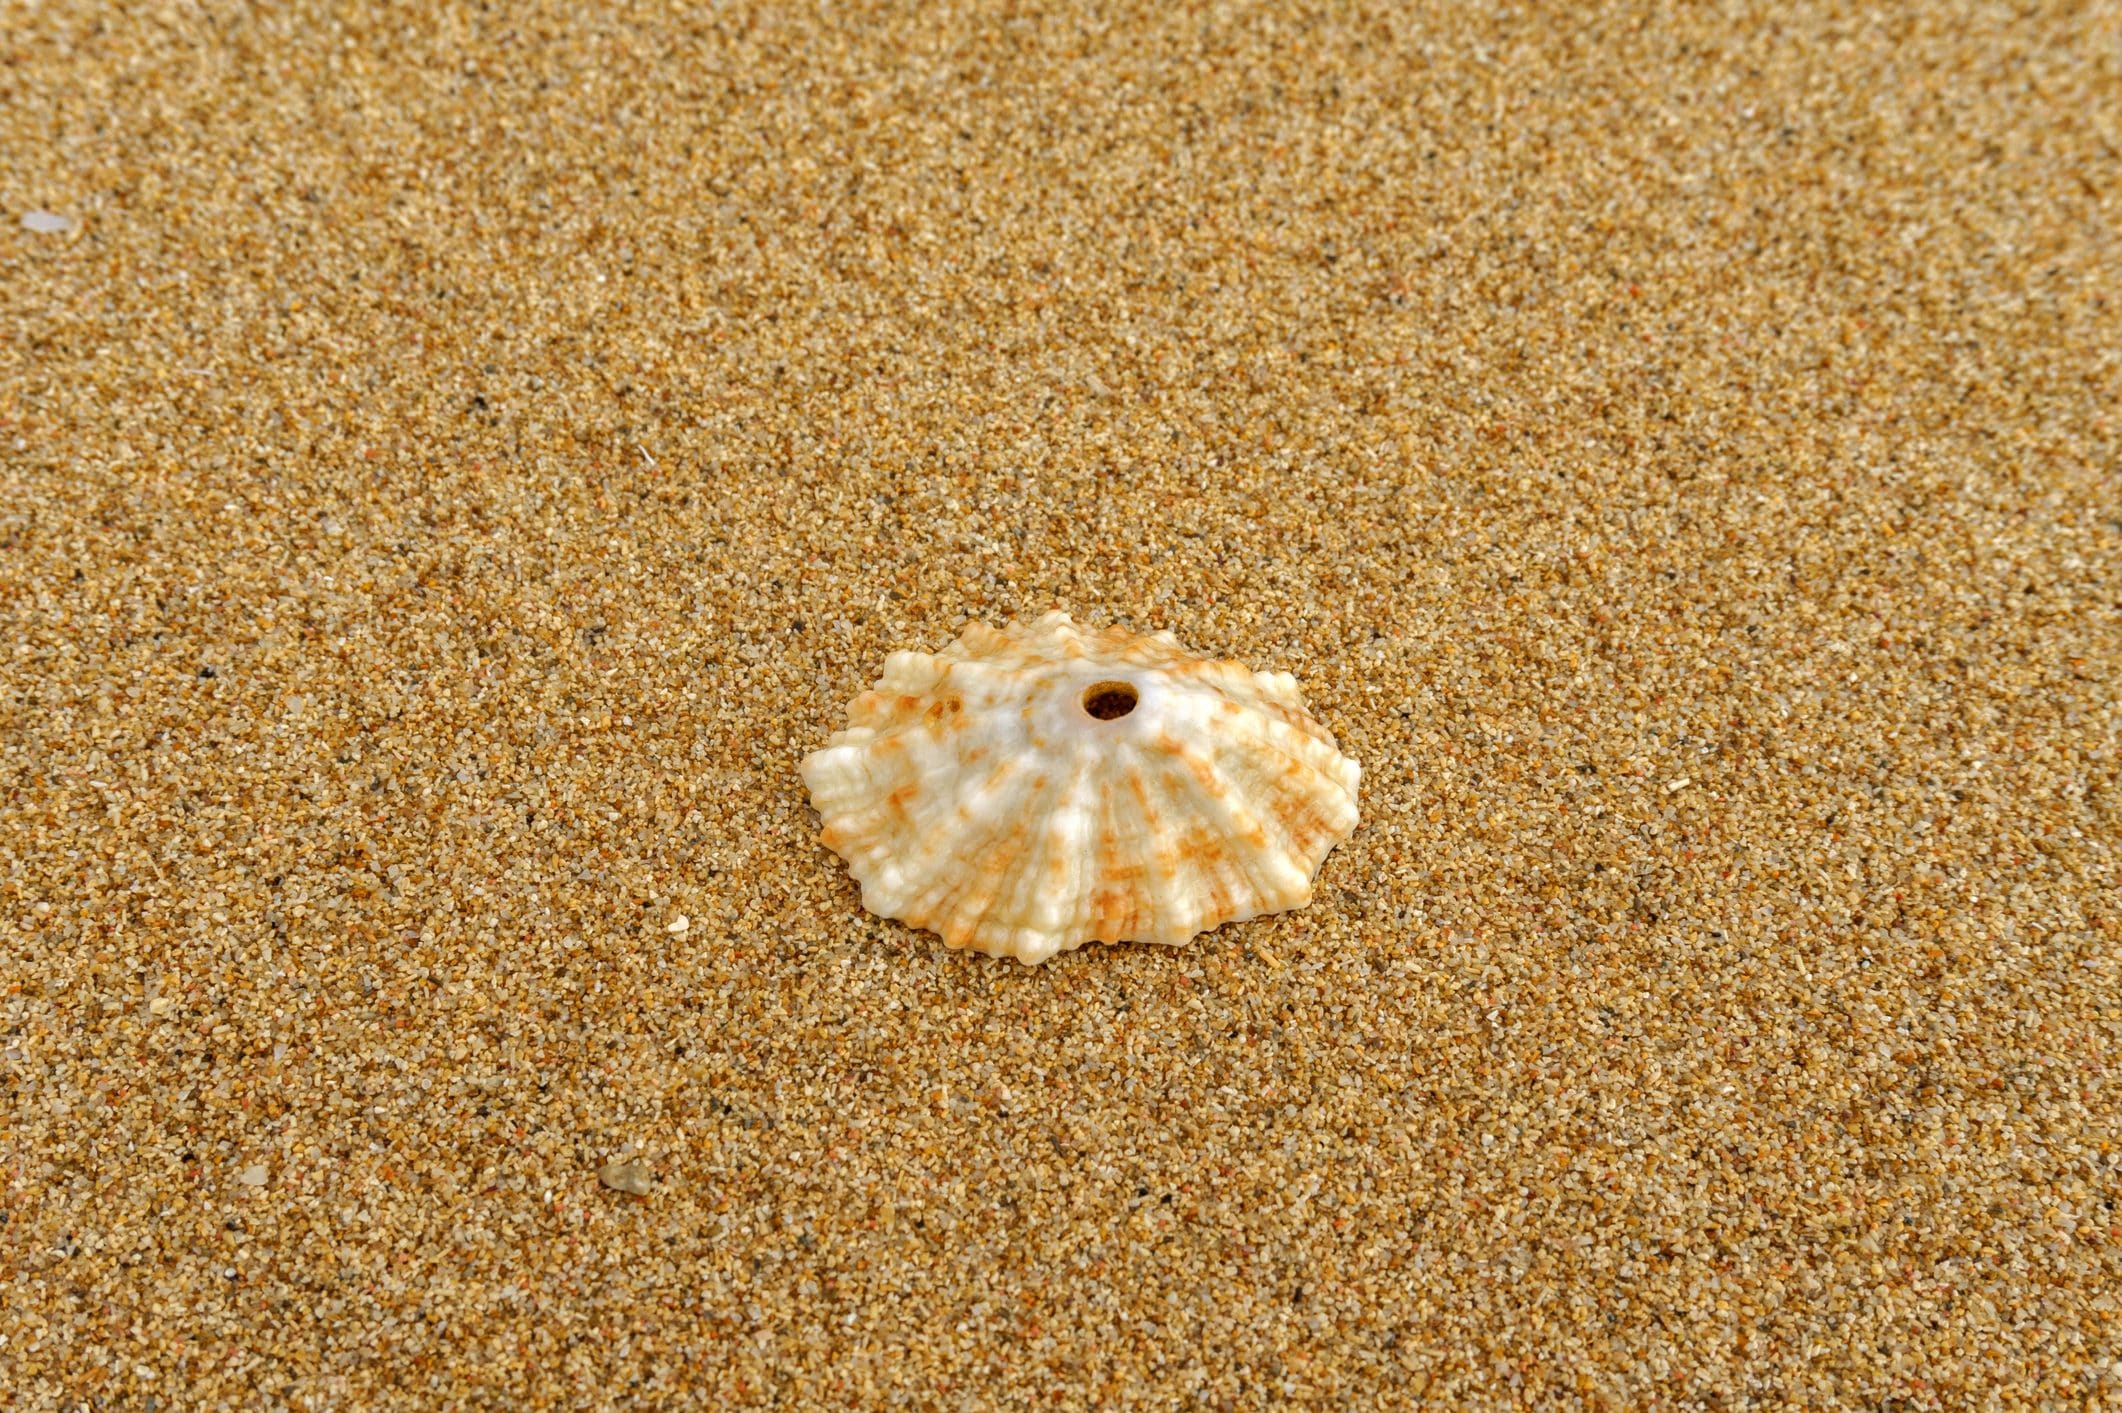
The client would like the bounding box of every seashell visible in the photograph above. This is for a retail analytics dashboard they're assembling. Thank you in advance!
[799,611,1360,965]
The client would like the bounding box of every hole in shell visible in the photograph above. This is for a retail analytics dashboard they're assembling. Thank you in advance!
[1081,681,1139,721]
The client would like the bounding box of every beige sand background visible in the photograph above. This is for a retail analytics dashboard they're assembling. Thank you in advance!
[3,0,2117,1405]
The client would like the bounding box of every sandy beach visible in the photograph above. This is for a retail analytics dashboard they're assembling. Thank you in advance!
[3,0,2116,1404]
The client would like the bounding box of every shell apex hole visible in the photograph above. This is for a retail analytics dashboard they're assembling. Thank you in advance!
[1081,681,1139,720]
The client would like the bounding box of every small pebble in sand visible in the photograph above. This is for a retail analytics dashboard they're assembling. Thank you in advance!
[21,209,74,234]
[597,1160,652,1196]
[237,1164,269,1187]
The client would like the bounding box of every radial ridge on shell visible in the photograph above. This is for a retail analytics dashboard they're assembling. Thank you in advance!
[798,611,1362,965]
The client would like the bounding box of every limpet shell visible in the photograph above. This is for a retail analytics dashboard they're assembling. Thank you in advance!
[800,612,1360,965]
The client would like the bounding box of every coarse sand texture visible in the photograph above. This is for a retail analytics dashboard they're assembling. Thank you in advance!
[3,0,2117,1406]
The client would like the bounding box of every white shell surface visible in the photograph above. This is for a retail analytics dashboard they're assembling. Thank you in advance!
[799,612,1361,965]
